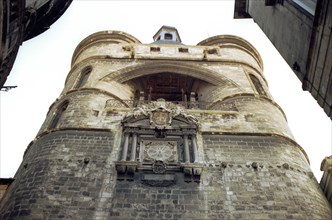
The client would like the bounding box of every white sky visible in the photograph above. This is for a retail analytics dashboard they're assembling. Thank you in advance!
[0,0,331,180]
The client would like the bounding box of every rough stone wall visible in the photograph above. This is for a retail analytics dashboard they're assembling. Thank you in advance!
[201,96,291,138]
[38,90,114,134]
[0,130,115,219]
[107,135,332,220]
[1,130,331,219]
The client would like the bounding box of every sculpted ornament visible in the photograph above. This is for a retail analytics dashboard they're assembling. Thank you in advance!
[152,160,167,174]
[129,98,197,129]
[142,140,178,163]
[118,99,202,185]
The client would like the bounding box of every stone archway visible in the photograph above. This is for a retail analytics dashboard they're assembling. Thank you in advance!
[102,60,243,105]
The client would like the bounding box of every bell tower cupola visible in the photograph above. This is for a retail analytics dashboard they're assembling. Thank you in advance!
[152,25,182,44]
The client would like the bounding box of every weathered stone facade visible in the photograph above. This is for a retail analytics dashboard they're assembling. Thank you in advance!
[0,26,331,219]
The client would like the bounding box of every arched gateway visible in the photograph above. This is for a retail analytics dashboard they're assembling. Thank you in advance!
[1,26,331,219]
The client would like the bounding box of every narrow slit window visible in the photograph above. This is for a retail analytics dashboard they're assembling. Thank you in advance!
[150,47,160,52]
[49,100,69,130]
[75,66,92,89]
[249,74,267,96]
[179,48,189,53]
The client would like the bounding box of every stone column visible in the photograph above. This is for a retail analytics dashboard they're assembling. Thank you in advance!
[130,133,137,161]
[183,134,190,163]
[121,133,130,161]
[191,134,198,163]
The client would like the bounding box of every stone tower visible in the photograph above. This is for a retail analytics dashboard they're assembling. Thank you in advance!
[1,26,331,219]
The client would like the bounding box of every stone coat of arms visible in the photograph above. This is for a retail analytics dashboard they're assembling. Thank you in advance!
[129,98,197,129]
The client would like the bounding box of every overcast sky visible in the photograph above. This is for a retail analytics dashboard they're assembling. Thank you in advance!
[0,0,331,180]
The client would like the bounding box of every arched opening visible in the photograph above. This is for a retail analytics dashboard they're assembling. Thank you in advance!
[48,100,69,130]
[75,66,92,89]
[105,61,243,109]
[140,72,193,101]
[127,72,202,107]
[249,74,266,96]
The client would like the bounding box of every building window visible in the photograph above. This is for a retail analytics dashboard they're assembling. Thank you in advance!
[178,48,189,53]
[249,74,267,96]
[150,47,160,52]
[291,0,317,15]
[48,100,69,130]
[75,66,92,89]
[164,33,173,40]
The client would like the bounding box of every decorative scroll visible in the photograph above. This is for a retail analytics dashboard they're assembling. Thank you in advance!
[105,99,129,108]
[152,161,167,174]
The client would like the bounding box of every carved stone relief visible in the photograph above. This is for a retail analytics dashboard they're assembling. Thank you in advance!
[115,99,203,185]
[141,140,178,163]
[128,98,198,129]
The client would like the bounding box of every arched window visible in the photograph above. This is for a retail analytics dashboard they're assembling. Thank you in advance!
[132,72,195,102]
[249,74,266,96]
[75,66,92,89]
[48,100,69,130]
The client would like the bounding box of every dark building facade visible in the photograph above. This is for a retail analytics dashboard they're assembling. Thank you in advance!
[0,26,331,219]
[234,0,332,119]
[0,0,72,89]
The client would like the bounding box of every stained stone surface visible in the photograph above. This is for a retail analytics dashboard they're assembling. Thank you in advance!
[1,29,331,219]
